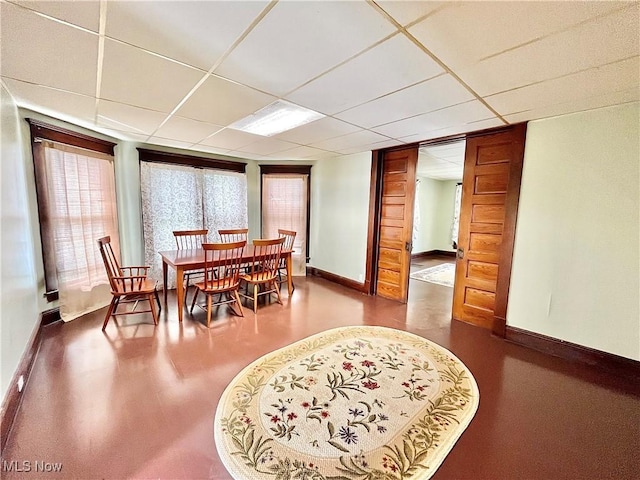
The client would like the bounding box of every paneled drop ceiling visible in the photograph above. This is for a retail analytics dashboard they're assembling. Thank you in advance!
[1,0,638,161]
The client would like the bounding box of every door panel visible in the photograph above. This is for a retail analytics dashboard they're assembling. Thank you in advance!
[375,147,417,302]
[453,125,526,330]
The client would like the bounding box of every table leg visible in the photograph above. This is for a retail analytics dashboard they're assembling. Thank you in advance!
[176,266,185,323]
[162,259,168,307]
[286,253,294,296]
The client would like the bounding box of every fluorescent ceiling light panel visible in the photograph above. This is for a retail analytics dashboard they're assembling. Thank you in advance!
[229,100,324,136]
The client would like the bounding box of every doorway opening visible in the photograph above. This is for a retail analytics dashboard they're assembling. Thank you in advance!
[408,139,465,324]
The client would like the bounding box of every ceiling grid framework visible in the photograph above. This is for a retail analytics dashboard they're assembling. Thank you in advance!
[1,0,637,167]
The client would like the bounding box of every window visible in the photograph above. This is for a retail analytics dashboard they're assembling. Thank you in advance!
[260,165,311,276]
[29,119,119,320]
[138,149,248,289]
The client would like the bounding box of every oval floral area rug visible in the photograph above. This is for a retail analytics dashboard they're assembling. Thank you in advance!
[214,326,479,479]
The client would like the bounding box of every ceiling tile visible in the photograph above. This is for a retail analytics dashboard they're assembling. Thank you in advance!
[268,145,330,160]
[372,101,496,138]
[235,137,300,156]
[310,130,390,151]
[101,39,203,113]
[274,117,359,145]
[193,144,232,156]
[215,1,396,95]
[147,136,195,150]
[503,88,640,124]
[1,2,98,96]
[376,1,447,27]
[15,0,101,32]
[105,1,269,70]
[286,34,443,115]
[338,138,402,155]
[335,74,474,128]
[3,78,96,124]
[487,56,640,116]
[458,6,640,96]
[154,116,223,144]
[176,74,276,125]
[408,1,626,71]
[421,117,505,142]
[198,128,263,151]
[97,100,168,135]
[103,126,149,144]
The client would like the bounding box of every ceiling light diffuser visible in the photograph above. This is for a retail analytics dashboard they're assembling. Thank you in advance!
[229,100,324,137]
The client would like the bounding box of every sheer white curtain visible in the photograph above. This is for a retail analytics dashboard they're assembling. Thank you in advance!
[261,174,307,275]
[202,169,248,241]
[140,162,248,289]
[43,142,119,321]
[140,162,203,289]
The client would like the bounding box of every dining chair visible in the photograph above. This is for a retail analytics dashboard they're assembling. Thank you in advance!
[173,229,208,305]
[218,228,248,243]
[97,236,160,331]
[190,240,246,327]
[277,229,296,292]
[239,237,285,313]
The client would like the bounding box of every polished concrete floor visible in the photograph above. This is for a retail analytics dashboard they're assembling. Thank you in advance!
[2,273,639,479]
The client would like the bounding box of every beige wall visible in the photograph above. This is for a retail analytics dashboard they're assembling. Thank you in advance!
[1,86,40,397]
[309,152,371,282]
[507,102,640,360]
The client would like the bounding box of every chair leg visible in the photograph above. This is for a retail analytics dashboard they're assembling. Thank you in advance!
[253,284,258,313]
[233,289,244,317]
[102,296,118,331]
[149,293,158,325]
[273,280,283,305]
[190,287,200,313]
[154,288,162,312]
[206,294,212,327]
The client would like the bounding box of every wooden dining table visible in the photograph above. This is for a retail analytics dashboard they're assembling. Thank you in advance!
[159,246,293,322]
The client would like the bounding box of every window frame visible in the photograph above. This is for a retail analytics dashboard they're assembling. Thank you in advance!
[27,119,117,302]
[259,165,312,262]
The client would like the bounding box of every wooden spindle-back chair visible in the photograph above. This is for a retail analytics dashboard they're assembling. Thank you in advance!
[277,229,296,292]
[190,240,246,326]
[97,236,160,331]
[239,237,285,313]
[173,229,208,304]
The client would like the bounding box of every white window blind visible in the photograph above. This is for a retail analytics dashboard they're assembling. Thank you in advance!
[43,142,119,321]
[261,174,307,275]
[140,162,248,289]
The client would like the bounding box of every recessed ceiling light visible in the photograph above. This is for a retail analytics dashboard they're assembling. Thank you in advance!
[229,100,324,137]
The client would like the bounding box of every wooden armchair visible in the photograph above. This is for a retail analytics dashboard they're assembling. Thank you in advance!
[218,228,248,243]
[277,229,296,292]
[173,229,208,305]
[97,236,160,331]
[190,240,246,327]
[239,237,285,313]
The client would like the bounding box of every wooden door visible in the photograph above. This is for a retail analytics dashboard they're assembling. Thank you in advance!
[452,124,526,333]
[376,147,418,302]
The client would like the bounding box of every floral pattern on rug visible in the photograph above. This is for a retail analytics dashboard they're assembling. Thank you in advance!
[410,263,455,288]
[215,326,479,480]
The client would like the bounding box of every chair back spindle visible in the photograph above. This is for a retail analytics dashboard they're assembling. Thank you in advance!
[98,236,120,291]
[278,229,296,253]
[173,229,208,249]
[218,228,248,243]
[248,237,285,281]
[202,241,246,291]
